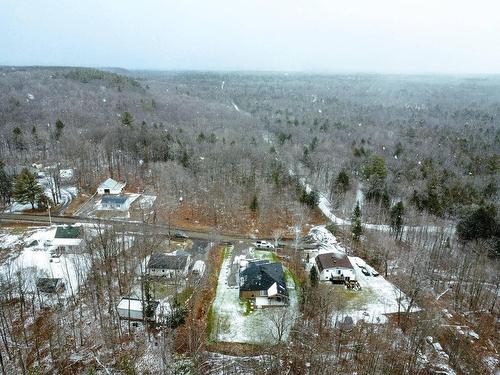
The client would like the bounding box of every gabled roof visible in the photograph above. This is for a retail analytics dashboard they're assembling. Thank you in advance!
[117,298,159,318]
[36,278,63,293]
[240,261,288,296]
[148,252,189,270]
[54,226,81,239]
[101,195,128,204]
[315,252,353,273]
[98,178,125,191]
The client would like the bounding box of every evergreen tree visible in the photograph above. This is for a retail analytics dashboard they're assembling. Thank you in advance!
[121,111,134,127]
[0,161,13,205]
[457,204,498,243]
[36,193,52,210]
[12,127,24,151]
[390,201,405,239]
[55,119,65,140]
[249,194,259,213]
[180,149,189,168]
[309,266,319,288]
[13,168,44,209]
[335,169,350,193]
[351,201,362,241]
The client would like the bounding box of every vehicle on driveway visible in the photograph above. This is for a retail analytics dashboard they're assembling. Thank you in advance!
[173,230,188,239]
[253,240,275,249]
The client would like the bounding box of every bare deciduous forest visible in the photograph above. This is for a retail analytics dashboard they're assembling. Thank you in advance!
[0,67,498,374]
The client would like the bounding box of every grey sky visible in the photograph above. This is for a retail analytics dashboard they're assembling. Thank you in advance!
[1,0,499,73]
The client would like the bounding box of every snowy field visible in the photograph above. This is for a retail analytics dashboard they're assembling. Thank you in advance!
[0,225,90,297]
[211,247,298,344]
[307,226,417,324]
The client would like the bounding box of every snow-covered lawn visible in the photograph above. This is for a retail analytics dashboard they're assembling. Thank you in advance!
[138,194,157,209]
[4,174,78,213]
[211,247,298,344]
[0,226,90,298]
[307,226,418,324]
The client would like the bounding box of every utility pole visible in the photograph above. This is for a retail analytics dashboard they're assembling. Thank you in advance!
[48,204,52,225]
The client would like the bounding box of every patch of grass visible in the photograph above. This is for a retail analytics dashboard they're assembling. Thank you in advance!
[151,281,172,299]
[284,268,301,288]
[240,299,254,316]
[329,285,377,312]
[176,287,194,305]
[253,250,274,261]
[206,305,215,341]
[223,245,232,259]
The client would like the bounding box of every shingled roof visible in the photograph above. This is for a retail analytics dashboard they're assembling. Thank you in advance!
[36,278,63,293]
[240,261,288,297]
[54,226,81,239]
[315,252,353,273]
[101,195,128,204]
[148,252,189,270]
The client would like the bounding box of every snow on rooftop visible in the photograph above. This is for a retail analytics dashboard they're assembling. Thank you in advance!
[117,298,144,312]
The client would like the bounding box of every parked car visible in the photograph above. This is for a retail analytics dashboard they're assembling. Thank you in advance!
[254,240,275,249]
[173,230,188,239]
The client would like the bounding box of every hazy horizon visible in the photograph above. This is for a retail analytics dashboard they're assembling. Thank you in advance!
[2,0,500,74]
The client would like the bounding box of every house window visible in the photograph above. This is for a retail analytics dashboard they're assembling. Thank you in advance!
[337,269,341,274]
[259,290,267,296]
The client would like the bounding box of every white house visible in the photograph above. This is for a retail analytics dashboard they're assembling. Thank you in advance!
[117,297,159,321]
[53,225,83,247]
[97,178,126,195]
[315,252,356,282]
[100,195,130,210]
[147,251,191,278]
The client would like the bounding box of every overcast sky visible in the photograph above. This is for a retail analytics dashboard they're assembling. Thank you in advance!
[1,0,499,74]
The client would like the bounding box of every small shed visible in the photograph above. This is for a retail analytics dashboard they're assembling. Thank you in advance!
[100,195,129,210]
[117,297,159,321]
[97,178,126,195]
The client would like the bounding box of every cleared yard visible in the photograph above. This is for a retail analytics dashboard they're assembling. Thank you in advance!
[210,246,298,344]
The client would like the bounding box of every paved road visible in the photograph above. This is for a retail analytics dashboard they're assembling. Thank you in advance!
[0,212,260,244]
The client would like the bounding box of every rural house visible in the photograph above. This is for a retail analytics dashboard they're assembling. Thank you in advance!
[100,195,130,210]
[117,297,159,321]
[147,251,191,278]
[239,260,288,307]
[53,225,83,247]
[315,252,355,282]
[97,177,126,195]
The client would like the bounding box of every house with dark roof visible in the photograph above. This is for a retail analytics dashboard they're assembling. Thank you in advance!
[36,278,64,294]
[53,225,83,246]
[97,177,126,195]
[315,252,355,282]
[100,195,129,210]
[147,251,191,278]
[239,260,288,307]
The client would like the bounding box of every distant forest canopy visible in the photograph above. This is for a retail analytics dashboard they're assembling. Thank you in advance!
[0,67,498,229]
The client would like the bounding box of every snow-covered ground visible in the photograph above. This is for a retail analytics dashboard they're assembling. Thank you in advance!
[211,247,298,344]
[0,226,90,297]
[307,226,417,324]
[138,194,157,209]
[4,174,77,213]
